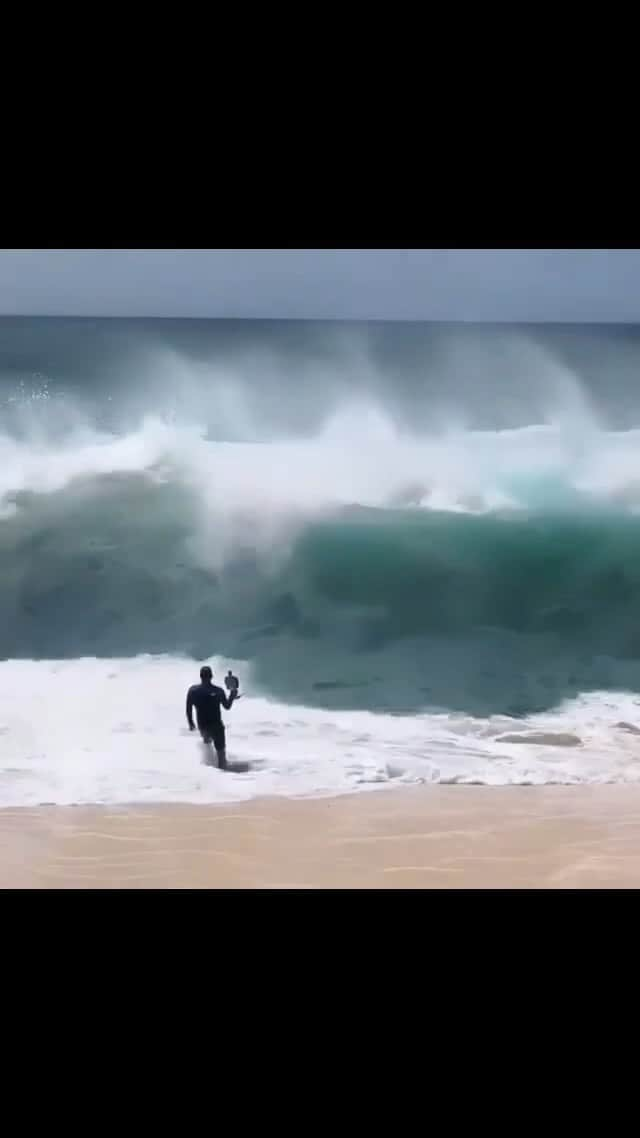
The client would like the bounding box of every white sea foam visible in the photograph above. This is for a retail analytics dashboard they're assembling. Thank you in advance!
[1,656,640,807]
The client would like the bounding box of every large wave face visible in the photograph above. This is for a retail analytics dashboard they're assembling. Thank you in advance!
[4,317,640,723]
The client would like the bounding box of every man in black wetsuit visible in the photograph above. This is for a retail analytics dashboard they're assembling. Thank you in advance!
[186,665,240,769]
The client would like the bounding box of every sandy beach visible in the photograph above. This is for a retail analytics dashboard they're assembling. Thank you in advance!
[2,785,640,888]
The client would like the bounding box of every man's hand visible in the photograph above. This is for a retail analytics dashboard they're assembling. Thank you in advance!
[188,723,195,731]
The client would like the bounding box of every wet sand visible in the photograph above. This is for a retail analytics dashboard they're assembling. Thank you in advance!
[2,786,640,888]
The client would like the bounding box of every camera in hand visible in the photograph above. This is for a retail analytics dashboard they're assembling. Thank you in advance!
[225,670,240,696]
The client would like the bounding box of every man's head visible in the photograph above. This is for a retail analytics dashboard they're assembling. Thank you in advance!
[200,665,213,682]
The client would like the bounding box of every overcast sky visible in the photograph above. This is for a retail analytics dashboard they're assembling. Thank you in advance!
[0,249,638,322]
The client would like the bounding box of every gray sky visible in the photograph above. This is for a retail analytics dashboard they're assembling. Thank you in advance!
[0,249,638,322]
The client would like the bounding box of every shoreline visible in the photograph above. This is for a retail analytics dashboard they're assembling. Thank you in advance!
[2,785,640,888]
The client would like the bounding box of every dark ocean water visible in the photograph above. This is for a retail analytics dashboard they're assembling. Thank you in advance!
[3,316,640,716]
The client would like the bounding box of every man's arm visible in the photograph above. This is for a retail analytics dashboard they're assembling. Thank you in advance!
[186,687,196,729]
[217,687,238,711]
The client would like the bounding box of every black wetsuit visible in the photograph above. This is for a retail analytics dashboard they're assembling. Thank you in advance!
[186,681,236,767]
